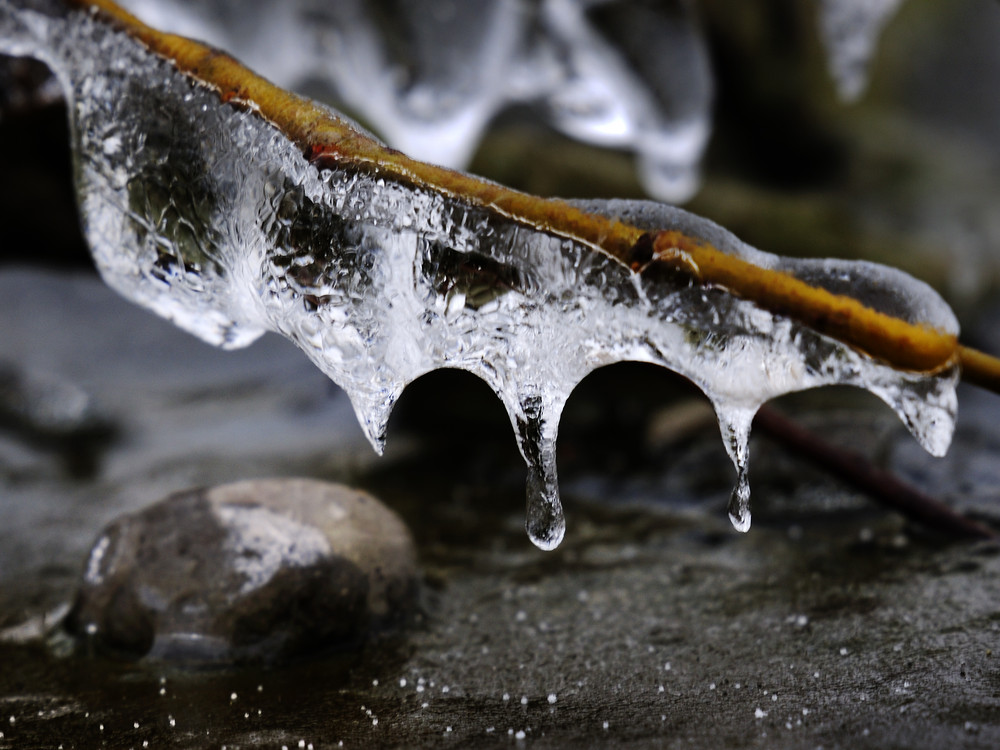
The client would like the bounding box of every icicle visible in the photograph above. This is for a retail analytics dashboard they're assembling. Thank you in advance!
[818,0,905,102]
[507,393,567,551]
[715,406,756,533]
[342,383,403,456]
[538,0,713,202]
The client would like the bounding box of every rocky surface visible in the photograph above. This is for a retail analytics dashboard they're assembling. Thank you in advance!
[64,479,418,662]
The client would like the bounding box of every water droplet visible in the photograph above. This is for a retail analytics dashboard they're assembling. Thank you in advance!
[526,464,566,551]
[510,394,568,550]
[727,466,752,533]
[717,406,755,533]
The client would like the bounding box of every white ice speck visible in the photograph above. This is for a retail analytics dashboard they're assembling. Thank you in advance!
[84,536,111,585]
[755,708,767,719]
[102,135,121,155]
[547,693,557,704]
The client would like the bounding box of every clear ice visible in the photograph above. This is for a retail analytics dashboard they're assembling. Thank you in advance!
[1,1,959,549]
[110,0,712,203]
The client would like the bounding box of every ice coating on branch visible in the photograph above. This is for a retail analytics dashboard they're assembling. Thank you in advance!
[112,0,711,202]
[818,0,905,102]
[0,1,959,548]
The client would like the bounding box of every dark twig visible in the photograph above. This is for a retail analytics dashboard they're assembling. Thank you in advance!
[754,405,997,541]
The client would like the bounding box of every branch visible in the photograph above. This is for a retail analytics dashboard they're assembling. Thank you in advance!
[755,406,997,541]
[70,0,1000,393]
[958,345,1000,393]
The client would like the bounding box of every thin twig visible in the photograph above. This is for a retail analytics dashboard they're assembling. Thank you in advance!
[754,405,997,541]
[958,345,1000,394]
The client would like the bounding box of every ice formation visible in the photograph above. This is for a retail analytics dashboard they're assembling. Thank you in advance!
[109,0,712,203]
[818,0,905,102]
[0,0,959,549]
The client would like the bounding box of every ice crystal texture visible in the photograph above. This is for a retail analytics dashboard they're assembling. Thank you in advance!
[1,1,958,549]
[111,0,712,203]
[818,0,905,102]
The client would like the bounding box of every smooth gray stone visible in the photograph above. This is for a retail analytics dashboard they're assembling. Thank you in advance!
[65,478,418,662]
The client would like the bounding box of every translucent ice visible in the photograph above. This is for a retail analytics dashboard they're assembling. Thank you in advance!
[112,0,711,202]
[818,0,905,102]
[534,0,712,202]
[0,1,959,548]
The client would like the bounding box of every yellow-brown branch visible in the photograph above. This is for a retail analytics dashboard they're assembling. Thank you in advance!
[66,0,1000,390]
[648,232,958,373]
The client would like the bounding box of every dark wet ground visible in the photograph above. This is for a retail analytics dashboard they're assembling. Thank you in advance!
[2,269,1000,749]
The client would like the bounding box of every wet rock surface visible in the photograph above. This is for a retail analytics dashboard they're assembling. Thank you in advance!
[65,479,417,662]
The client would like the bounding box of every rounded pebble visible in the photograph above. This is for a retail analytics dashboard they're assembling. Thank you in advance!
[65,478,418,662]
